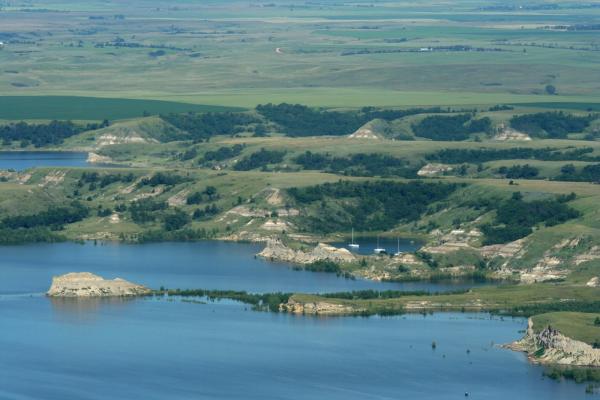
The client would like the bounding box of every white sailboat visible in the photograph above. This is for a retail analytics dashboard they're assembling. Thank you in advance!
[348,228,359,249]
[374,236,386,254]
[394,237,403,257]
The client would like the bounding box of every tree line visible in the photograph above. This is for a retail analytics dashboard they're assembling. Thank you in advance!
[555,163,600,182]
[233,148,286,171]
[0,202,89,244]
[1,201,89,230]
[426,147,600,164]
[480,192,580,245]
[138,172,190,187]
[294,151,418,178]
[510,111,595,139]
[0,120,108,147]
[412,114,491,141]
[78,172,136,190]
[496,164,539,179]
[161,112,259,142]
[200,144,245,163]
[256,103,454,137]
[287,180,462,233]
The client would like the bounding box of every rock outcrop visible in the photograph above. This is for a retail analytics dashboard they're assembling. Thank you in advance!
[417,163,453,177]
[280,297,362,315]
[575,245,600,266]
[492,124,532,141]
[348,119,387,139]
[506,318,600,367]
[479,238,526,259]
[86,152,114,164]
[47,272,151,297]
[587,277,600,287]
[258,239,356,264]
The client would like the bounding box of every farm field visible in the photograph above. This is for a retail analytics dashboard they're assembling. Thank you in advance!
[0,0,599,113]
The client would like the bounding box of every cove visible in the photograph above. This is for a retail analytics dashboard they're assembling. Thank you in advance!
[1,241,486,295]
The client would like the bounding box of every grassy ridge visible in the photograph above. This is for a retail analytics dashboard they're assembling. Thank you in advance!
[289,283,600,319]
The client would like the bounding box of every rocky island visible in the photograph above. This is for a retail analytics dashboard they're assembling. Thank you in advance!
[47,272,151,297]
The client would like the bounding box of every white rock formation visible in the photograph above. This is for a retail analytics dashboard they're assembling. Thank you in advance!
[492,124,532,141]
[417,163,453,177]
[280,297,362,315]
[348,119,387,139]
[479,238,526,258]
[258,239,356,264]
[87,152,114,164]
[507,318,600,367]
[47,272,151,297]
[587,277,600,287]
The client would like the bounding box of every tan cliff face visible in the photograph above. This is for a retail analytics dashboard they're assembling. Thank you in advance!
[47,272,151,297]
[86,152,114,165]
[506,318,600,367]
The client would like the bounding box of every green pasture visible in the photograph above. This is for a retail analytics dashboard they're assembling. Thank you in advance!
[0,1,599,110]
[0,96,241,121]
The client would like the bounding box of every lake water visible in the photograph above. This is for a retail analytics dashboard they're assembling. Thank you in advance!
[0,241,481,295]
[0,242,590,399]
[0,151,90,170]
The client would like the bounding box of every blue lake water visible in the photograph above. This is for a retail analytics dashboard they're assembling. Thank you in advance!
[0,151,90,170]
[0,241,481,295]
[0,241,590,399]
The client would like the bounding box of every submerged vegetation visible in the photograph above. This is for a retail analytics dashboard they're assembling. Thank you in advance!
[156,289,291,312]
